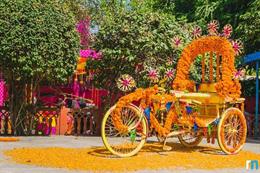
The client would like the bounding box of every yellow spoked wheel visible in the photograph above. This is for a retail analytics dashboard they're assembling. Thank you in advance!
[101,104,148,157]
[217,108,247,154]
[178,133,203,147]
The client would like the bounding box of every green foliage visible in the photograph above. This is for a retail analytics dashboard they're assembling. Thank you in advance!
[0,0,80,83]
[87,10,192,91]
[237,0,260,53]
[0,0,80,135]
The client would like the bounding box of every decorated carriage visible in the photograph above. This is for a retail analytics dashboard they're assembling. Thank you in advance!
[101,23,247,157]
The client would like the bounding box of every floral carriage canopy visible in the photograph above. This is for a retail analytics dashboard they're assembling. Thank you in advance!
[172,35,241,99]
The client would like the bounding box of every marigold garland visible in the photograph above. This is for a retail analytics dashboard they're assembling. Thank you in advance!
[173,36,241,99]
[112,85,179,136]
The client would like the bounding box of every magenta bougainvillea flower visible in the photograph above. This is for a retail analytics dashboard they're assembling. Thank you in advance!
[80,49,102,59]
[76,17,91,47]
[222,24,233,38]
[207,20,219,35]
[116,74,136,92]
[191,26,202,38]
[165,69,175,80]
[231,40,243,55]
[172,36,182,48]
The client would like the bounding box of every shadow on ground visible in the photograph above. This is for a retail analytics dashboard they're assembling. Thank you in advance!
[88,142,224,158]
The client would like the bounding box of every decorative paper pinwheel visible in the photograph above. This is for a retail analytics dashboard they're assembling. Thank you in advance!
[233,69,245,80]
[165,69,175,80]
[148,68,159,83]
[117,74,136,92]
[222,24,233,38]
[207,20,219,35]
[191,25,202,38]
[172,36,182,48]
[231,40,243,55]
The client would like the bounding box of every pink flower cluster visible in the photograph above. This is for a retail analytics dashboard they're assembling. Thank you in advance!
[80,49,102,60]
[76,17,91,47]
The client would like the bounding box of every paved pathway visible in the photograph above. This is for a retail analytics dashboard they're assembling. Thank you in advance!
[0,136,259,173]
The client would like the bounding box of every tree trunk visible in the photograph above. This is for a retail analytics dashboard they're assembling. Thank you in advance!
[8,77,27,136]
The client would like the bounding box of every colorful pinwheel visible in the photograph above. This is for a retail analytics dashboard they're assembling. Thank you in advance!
[231,40,243,55]
[233,69,245,80]
[165,69,175,80]
[148,68,159,83]
[191,25,202,38]
[222,24,233,38]
[172,36,182,48]
[207,20,219,35]
[117,74,136,92]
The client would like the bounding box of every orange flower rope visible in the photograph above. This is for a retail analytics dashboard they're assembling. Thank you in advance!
[112,85,180,136]
[209,52,213,82]
[201,54,205,83]
[216,52,220,81]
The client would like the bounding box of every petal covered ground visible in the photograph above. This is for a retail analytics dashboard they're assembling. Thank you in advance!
[4,142,260,172]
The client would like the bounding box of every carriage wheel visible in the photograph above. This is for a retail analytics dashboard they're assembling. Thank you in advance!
[101,104,148,157]
[178,133,203,147]
[217,108,247,154]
